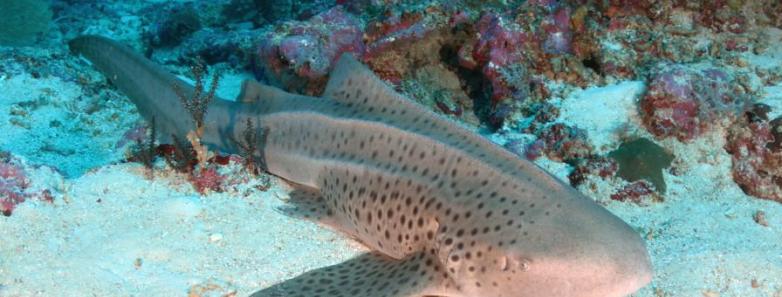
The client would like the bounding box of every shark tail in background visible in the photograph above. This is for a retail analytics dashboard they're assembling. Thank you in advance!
[68,35,236,146]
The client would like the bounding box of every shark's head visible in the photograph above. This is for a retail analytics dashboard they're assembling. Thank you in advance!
[442,188,652,297]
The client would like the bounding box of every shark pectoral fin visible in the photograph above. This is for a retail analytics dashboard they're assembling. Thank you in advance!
[277,183,336,224]
[249,251,454,297]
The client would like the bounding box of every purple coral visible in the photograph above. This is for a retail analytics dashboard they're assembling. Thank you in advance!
[611,181,658,204]
[458,13,531,103]
[257,6,364,92]
[640,67,700,141]
[725,109,782,202]
[190,167,225,194]
[640,65,746,142]
[0,152,53,216]
[0,158,29,216]
[541,7,573,55]
[537,123,592,163]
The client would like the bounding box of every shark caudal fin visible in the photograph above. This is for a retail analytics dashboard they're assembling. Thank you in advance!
[249,251,455,297]
[69,35,234,144]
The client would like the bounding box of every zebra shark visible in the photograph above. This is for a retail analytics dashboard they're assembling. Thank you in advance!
[69,35,652,297]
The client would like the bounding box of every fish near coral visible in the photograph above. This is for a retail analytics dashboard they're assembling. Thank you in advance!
[69,35,652,297]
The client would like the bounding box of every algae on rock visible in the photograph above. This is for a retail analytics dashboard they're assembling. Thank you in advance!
[608,138,674,193]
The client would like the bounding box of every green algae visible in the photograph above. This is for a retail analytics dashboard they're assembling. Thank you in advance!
[608,138,674,192]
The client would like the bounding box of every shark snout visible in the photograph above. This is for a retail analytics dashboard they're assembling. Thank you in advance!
[504,193,653,297]
[559,194,654,297]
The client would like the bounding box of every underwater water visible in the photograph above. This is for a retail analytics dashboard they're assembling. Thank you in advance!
[1,0,782,296]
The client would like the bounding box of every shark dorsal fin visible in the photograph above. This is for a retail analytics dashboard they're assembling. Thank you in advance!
[324,54,423,112]
[236,79,266,103]
[236,79,302,105]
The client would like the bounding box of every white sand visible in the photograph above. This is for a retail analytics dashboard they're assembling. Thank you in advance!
[1,162,363,296]
[559,80,646,154]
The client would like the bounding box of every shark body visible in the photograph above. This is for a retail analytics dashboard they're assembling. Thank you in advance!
[70,35,652,297]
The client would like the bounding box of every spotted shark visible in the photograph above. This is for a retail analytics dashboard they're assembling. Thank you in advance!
[69,35,652,297]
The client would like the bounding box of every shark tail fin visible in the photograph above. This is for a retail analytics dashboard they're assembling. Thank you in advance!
[69,35,230,144]
[249,251,453,297]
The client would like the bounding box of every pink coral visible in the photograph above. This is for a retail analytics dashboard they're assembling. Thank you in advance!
[458,13,531,102]
[257,6,364,93]
[640,67,700,141]
[568,157,618,186]
[364,12,428,56]
[190,167,225,194]
[611,181,657,204]
[1,157,30,216]
[537,123,592,162]
[541,7,572,55]
[0,153,53,216]
[725,110,782,202]
[640,65,746,142]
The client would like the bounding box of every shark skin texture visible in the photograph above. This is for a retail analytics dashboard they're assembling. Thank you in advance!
[69,35,653,297]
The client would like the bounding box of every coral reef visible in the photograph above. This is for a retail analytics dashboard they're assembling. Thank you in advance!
[0,152,54,216]
[640,64,749,142]
[535,123,592,163]
[51,0,782,205]
[725,105,782,202]
[0,153,30,216]
[610,180,660,204]
[256,6,364,94]
[456,12,531,103]
[568,156,617,187]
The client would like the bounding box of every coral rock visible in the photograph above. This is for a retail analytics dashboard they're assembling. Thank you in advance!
[190,167,225,194]
[725,111,782,202]
[541,7,573,55]
[0,154,29,216]
[458,13,531,102]
[640,65,747,142]
[257,7,365,94]
[144,4,202,48]
[537,123,592,163]
[568,156,618,187]
[362,10,443,84]
[610,180,659,204]
[0,152,53,216]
